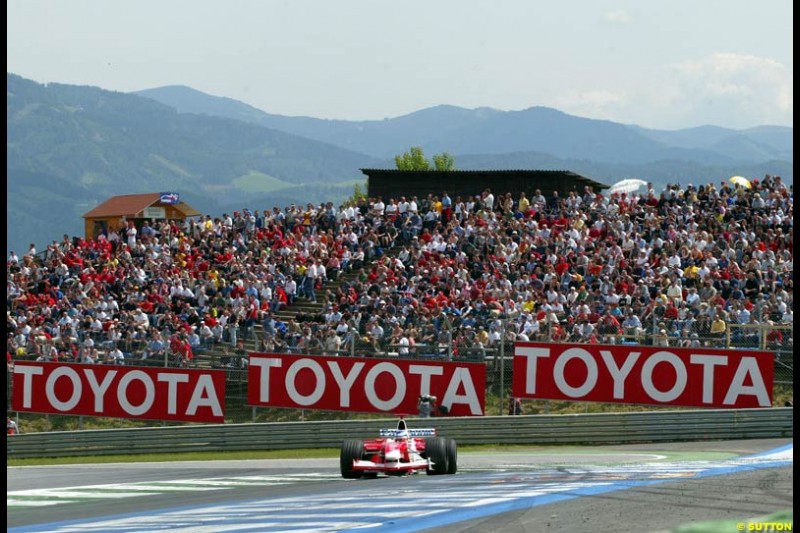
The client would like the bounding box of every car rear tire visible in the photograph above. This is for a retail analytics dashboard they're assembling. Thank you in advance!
[424,437,449,475]
[340,439,365,479]
[445,438,458,474]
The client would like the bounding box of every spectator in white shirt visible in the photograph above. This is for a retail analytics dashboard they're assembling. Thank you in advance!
[107,346,125,365]
[398,197,409,216]
[397,332,410,355]
[285,278,297,305]
[385,199,398,218]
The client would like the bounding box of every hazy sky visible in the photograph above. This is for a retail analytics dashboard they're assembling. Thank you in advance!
[7,0,793,129]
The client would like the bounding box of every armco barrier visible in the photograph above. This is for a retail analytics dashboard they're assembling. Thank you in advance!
[6,408,793,459]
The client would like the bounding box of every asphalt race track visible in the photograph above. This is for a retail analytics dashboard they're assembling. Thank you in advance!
[7,438,793,532]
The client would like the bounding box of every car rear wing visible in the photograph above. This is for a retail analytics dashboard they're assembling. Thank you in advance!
[380,428,436,438]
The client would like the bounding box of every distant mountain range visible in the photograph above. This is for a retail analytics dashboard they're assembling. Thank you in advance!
[137,85,793,164]
[6,73,792,253]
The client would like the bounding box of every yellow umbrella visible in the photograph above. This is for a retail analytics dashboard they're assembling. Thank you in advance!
[729,176,752,189]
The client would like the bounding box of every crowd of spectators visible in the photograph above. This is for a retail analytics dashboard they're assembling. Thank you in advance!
[6,174,793,368]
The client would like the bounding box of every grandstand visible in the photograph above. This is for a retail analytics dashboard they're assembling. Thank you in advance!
[6,174,793,387]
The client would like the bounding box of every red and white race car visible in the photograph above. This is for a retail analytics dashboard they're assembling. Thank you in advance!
[340,419,458,478]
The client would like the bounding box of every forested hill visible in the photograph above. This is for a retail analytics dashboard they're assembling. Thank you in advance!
[7,73,381,252]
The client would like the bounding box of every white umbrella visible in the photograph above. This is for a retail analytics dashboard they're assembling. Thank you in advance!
[608,178,648,195]
[729,176,752,189]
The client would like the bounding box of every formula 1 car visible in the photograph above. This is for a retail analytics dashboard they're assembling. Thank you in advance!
[340,419,457,478]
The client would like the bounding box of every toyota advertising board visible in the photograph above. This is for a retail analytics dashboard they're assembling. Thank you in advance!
[512,342,774,408]
[12,362,226,423]
[248,353,487,416]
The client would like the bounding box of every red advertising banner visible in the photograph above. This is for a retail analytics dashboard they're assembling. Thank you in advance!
[512,342,774,408]
[248,353,487,416]
[12,362,226,423]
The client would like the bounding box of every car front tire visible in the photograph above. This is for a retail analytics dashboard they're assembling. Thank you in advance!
[445,438,458,474]
[340,439,365,479]
[424,437,449,475]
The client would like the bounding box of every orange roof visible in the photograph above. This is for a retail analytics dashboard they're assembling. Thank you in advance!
[82,193,201,218]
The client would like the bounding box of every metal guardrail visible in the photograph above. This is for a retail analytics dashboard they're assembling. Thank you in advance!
[6,408,792,459]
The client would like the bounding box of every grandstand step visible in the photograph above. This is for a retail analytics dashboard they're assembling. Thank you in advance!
[223,248,406,344]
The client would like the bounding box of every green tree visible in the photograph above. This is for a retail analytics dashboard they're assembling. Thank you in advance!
[432,152,455,171]
[395,147,456,171]
[395,146,431,170]
[345,182,368,205]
